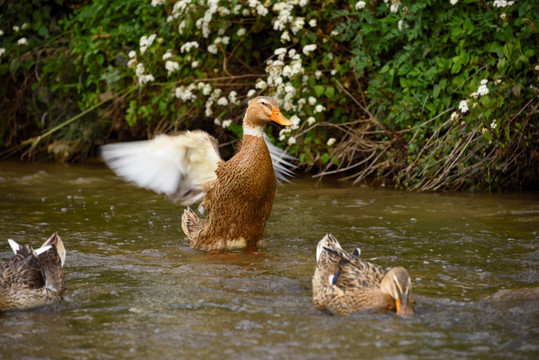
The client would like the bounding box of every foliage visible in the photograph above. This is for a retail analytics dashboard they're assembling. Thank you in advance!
[0,0,537,190]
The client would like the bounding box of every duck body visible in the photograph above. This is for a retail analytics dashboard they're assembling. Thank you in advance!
[102,96,292,251]
[313,234,413,317]
[185,134,276,250]
[0,233,66,312]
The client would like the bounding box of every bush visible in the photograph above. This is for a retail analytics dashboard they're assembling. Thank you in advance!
[0,0,537,190]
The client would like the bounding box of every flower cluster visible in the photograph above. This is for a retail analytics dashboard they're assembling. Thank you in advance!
[492,0,514,7]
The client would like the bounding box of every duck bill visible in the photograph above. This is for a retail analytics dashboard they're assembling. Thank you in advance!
[270,107,292,126]
[396,297,414,317]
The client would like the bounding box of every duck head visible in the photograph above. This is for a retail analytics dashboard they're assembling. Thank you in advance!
[380,267,414,317]
[243,96,292,137]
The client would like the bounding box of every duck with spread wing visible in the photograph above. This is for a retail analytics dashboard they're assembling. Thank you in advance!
[101,96,294,251]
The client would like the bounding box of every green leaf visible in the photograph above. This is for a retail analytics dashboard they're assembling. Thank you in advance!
[325,86,335,98]
[314,85,325,97]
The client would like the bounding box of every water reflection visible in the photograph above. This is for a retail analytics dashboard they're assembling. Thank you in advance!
[0,161,537,359]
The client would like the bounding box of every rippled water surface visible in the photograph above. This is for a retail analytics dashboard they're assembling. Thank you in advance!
[0,161,538,359]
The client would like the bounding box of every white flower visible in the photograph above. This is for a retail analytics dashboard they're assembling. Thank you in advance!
[314,104,325,113]
[287,137,296,145]
[165,60,180,74]
[458,100,469,113]
[535,65,539,71]
[13,25,20,32]
[450,111,459,121]
[495,79,502,85]
[233,5,242,14]
[309,19,317,27]
[274,47,287,57]
[450,0,458,5]
[242,8,251,16]
[162,50,172,60]
[490,120,497,129]
[288,49,297,58]
[255,80,267,90]
[237,28,247,36]
[355,1,367,10]
[477,84,489,96]
[389,1,401,13]
[302,44,317,56]
[21,23,29,30]
[129,50,137,59]
[17,37,28,46]
[398,19,405,31]
[308,96,317,105]
[214,118,221,126]
[222,119,233,129]
[181,41,199,53]
[307,116,316,125]
[327,137,336,146]
[493,0,514,8]
[280,31,291,43]
[0,48,5,57]
[247,89,257,97]
[208,44,218,54]
[314,70,322,79]
[221,36,230,45]
[331,30,339,36]
[192,61,199,68]
[178,20,186,34]
[139,34,156,54]
[331,70,337,76]
[138,74,155,85]
[217,97,229,106]
[480,79,488,85]
[175,86,197,102]
[0,30,4,36]
[135,63,145,77]
[151,0,167,6]
[470,92,479,99]
[256,4,268,16]
[127,59,137,68]
[218,6,230,16]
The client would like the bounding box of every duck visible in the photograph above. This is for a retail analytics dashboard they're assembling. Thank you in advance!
[0,233,66,312]
[101,96,293,251]
[312,234,414,317]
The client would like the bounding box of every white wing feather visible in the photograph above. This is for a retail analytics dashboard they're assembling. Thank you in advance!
[101,132,221,204]
[264,135,296,183]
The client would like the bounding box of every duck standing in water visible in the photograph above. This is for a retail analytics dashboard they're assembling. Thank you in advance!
[0,233,66,312]
[101,96,293,251]
[313,234,414,317]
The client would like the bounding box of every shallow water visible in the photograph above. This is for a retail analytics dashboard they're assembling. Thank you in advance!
[0,160,537,359]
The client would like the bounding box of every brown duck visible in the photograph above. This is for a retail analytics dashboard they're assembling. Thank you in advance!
[313,234,414,316]
[1,233,66,312]
[101,96,293,251]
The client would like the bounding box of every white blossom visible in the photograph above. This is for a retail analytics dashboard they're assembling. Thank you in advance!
[0,48,5,57]
[247,89,257,97]
[129,50,137,59]
[458,100,469,113]
[356,1,367,10]
[309,19,317,27]
[280,31,291,43]
[192,61,199,68]
[139,34,156,54]
[0,30,4,36]
[287,137,296,145]
[314,70,322,79]
[228,91,240,105]
[181,41,199,53]
[17,37,28,46]
[138,74,155,85]
[214,118,221,126]
[327,138,336,146]
[389,1,401,13]
[162,50,172,60]
[493,0,514,7]
[307,116,316,125]
[490,120,497,129]
[136,63,145,77]
[21,23,29,30]
[477,84,489,96]
[308,96,317,105]
[450,0,458,5]
[222,119,233,128]
[165,60,180,74]
[127,59,137,68]
[237,28,247,37]
[208,44,218,54]
[314,104,325,113]
[302,44,317,56]
[450,111,459,121]
[13,25,20,32]
[151,0,166,6]
[255,79,268,90]
[175,85,197,102]
[217,97,229,106]
[178,20,186,34]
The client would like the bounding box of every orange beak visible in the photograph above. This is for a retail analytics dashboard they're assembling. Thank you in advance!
[270,106,292,126]
[396,297,414,317]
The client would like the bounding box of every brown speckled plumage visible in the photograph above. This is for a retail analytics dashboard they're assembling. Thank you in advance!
[181,97,291,251]
[313,234,414,316]
[0,233,66,312]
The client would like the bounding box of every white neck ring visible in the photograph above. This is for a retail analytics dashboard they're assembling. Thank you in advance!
[243,124,264,137]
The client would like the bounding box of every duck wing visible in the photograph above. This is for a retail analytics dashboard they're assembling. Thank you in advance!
[263,135,296,183]
[101,130,222,205]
